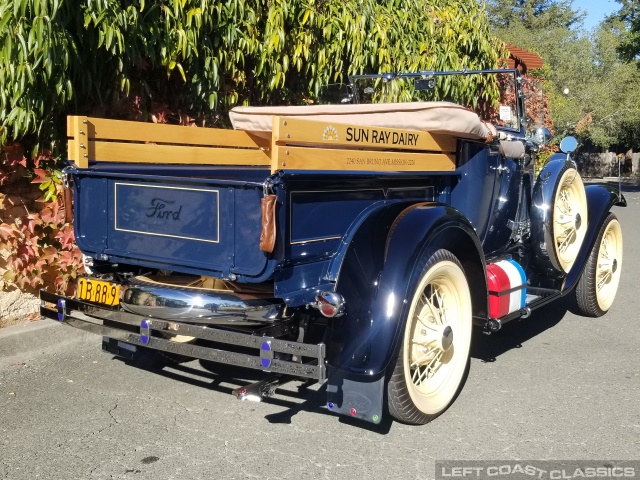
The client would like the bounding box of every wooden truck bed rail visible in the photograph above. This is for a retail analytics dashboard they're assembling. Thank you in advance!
[67,115,457,173]
[67,116,271,169]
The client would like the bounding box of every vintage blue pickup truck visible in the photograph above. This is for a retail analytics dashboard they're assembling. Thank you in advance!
[41,69,626,425]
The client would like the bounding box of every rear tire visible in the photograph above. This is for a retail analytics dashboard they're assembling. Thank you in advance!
[387,249,472,425]
[572,213,623,317]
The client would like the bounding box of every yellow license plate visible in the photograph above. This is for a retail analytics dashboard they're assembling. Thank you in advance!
[77,278,120,306]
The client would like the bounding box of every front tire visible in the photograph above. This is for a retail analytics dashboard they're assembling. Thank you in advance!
[572,213,623,317]
[387,249,472,425]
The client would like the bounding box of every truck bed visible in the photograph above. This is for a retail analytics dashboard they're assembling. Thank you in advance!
[66,110,465,282]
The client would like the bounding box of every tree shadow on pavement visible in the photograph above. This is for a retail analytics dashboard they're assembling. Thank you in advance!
[117,354,392,431]
[470,298,570,363]
[112,297,574,432]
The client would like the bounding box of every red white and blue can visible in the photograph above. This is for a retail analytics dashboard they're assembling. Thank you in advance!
[486,259,527,319]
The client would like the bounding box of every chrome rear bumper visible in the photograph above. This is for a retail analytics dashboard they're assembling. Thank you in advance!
[121,280,284,326]
[40,290,326,381]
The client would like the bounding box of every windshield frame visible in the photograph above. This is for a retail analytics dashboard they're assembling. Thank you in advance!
[346,68,526,135]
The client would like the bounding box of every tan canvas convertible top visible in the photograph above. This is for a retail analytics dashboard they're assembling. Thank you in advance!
[229,101,494,142]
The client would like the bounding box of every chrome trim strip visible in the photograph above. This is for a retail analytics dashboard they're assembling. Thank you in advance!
[290,235,343,245]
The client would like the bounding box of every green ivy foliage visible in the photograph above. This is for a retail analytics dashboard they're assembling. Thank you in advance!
[1,0,503,155]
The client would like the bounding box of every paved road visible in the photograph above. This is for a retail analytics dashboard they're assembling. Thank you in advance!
[1,188,638,480]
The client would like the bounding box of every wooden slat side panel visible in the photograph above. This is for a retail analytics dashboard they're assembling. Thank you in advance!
[275,116,457,153]
[89,141,271,166]
[275,146,455,172]
[270,116,281,174]
[68,140,76,161]
[71,116,89,168]
[67,116,270,149]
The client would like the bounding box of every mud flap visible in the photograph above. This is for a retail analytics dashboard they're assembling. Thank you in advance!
[326,369,384,424]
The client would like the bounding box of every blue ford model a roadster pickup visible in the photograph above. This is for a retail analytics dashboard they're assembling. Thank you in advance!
[40,69,626,426]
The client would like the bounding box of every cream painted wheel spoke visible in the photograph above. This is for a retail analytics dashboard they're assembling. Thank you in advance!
[422,292,440,321]
[560,188,573,212]
[597,272,612,291]
[439,307,448,325]
[415,348,439,371]
[556,212,574,225]
[416,316,437,331]
[429,289,440,321]
[557,227,576,254]
[414,351,443,386]
[412,364,421,383]
[601,237,610,258]
[427,352,446,379]
[435,289,447,325]
[557,191,571,214]
[411,339,437,348]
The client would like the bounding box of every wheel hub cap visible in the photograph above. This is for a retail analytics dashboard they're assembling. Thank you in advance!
[440,325,453,351]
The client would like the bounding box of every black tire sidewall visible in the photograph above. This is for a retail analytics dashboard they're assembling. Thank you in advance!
[574,212,620,317]
[387,248,471,424]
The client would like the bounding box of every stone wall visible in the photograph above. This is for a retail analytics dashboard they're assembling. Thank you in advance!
[0,290,40,328]
[575,149,639,178]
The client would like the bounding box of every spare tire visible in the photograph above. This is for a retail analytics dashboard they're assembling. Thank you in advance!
[531,159,588,276]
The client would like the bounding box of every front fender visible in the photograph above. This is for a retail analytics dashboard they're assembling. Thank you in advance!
[530,158,576,276]
[564,184,626,292]
[326,202,486,380]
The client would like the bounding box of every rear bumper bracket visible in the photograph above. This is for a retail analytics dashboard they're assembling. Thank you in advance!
[40,290,326,381]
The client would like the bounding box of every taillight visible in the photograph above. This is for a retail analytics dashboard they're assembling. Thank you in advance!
[315,292,345,318]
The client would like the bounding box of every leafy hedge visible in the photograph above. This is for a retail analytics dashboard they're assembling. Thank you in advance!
[0,145,82,294]
[0,0,504,294]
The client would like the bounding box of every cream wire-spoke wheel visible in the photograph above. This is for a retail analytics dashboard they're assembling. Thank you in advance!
[552,168,588,273]
[387,249,472,424]
[573,213,623,317]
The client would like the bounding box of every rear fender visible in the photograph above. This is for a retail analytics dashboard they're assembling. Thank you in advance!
[564,184,626,292]
[326,202,487,380]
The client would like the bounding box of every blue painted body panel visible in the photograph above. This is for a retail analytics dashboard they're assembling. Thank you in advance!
[324,203,487,379]
[113,183,220,243]
[73,169,275,280]
[71,138,503,294]
[449,142,500,242]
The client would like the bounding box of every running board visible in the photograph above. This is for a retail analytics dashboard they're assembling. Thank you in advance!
[483,290,562,334]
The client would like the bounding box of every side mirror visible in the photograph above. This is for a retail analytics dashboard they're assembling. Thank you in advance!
[559,136,578,154]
